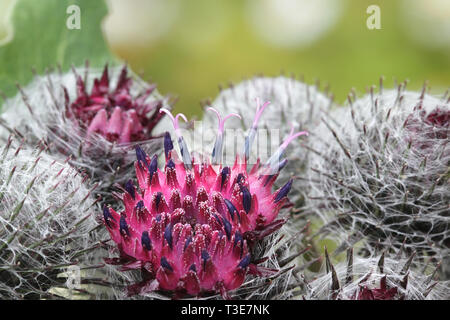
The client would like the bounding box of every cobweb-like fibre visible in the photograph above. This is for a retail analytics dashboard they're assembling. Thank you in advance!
[307,86,449,277]
[0,138,99,299]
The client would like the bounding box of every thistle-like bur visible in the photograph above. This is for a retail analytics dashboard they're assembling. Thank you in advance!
[305,248,449,300]
[103,105,312,299]
[0,138,99,299]
[198,76,333,206]
[307,84,450,275]
[0,64,171,195]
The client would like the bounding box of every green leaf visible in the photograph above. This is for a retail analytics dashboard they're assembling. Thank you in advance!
[0,0,117,104]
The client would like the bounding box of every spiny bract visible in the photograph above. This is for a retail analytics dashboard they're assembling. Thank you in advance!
[103,103,311,299]
[307,84,450,276]
[0,137,99,299]
[0,64,170,193]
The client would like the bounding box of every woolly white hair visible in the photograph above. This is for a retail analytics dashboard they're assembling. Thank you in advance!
[0,137,100,299]
[306,85,450,277]
[305,249,449,300]
[193,76,333,207]
[0,65,170,194]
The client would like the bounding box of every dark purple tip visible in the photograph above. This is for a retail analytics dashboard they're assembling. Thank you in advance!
[238,254,251,269]
[220,167,230,189]
[189,264,197,273]
[155,214,161,222]
[125,180,135,199]
[164,132,174,158]
[263,174,275,187]
[161,257,173,272]
[224,199,237,220]
[149,155,158,181]
[240,186,252,214]
[201,250,210,269]
[234,231,244,258]
[135,200,144,210]
[213,213,222,226]
[119,215,130,237]
[233,231,243,248]
[167,159,176,169]
[236,173,245,185]
[141,231,152,251]
[275,179,293,203]
[103,206,115,228]
[135,145,149,168]
[155,192,163,210]
[164,224,173,249]
[221,216,232,240]
[184,236,192,251]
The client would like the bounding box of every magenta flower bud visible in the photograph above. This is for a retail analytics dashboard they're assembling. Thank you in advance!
[0,64,171,193]
[103,104,309,298]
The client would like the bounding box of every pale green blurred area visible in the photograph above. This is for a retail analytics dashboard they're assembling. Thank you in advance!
[1,0,450,118]
[0,0,13,41]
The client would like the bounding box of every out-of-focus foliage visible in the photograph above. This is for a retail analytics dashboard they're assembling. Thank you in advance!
[0,0,115,101]
[1,0,449,117]
[103,0,450,117]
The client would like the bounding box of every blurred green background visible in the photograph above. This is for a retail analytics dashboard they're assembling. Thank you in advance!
[1,0,449,117]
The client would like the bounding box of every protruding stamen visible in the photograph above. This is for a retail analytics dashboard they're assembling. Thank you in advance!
[208,107,241,165]
[160,108,188,138]
[164,132,174,159]
[252,98,271,129]
[274,179,293,203]
[238,254,251,269]
[141,231,152,251]
[119,215,130,237]
[125,180,136,200]
[135,145,149,168]
[103,206,115,228]
[266,123,308,173]
[207,107,241,135]
[160,108,192,169]
[240,185,252,214]
[244,99,271,160]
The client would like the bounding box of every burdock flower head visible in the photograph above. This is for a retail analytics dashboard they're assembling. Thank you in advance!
[307,83,450,277]
[69,65,165,144]
[103,101,311,299]
[0,64,170,192]
[0,137,99,299]
[305,248,449,300]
